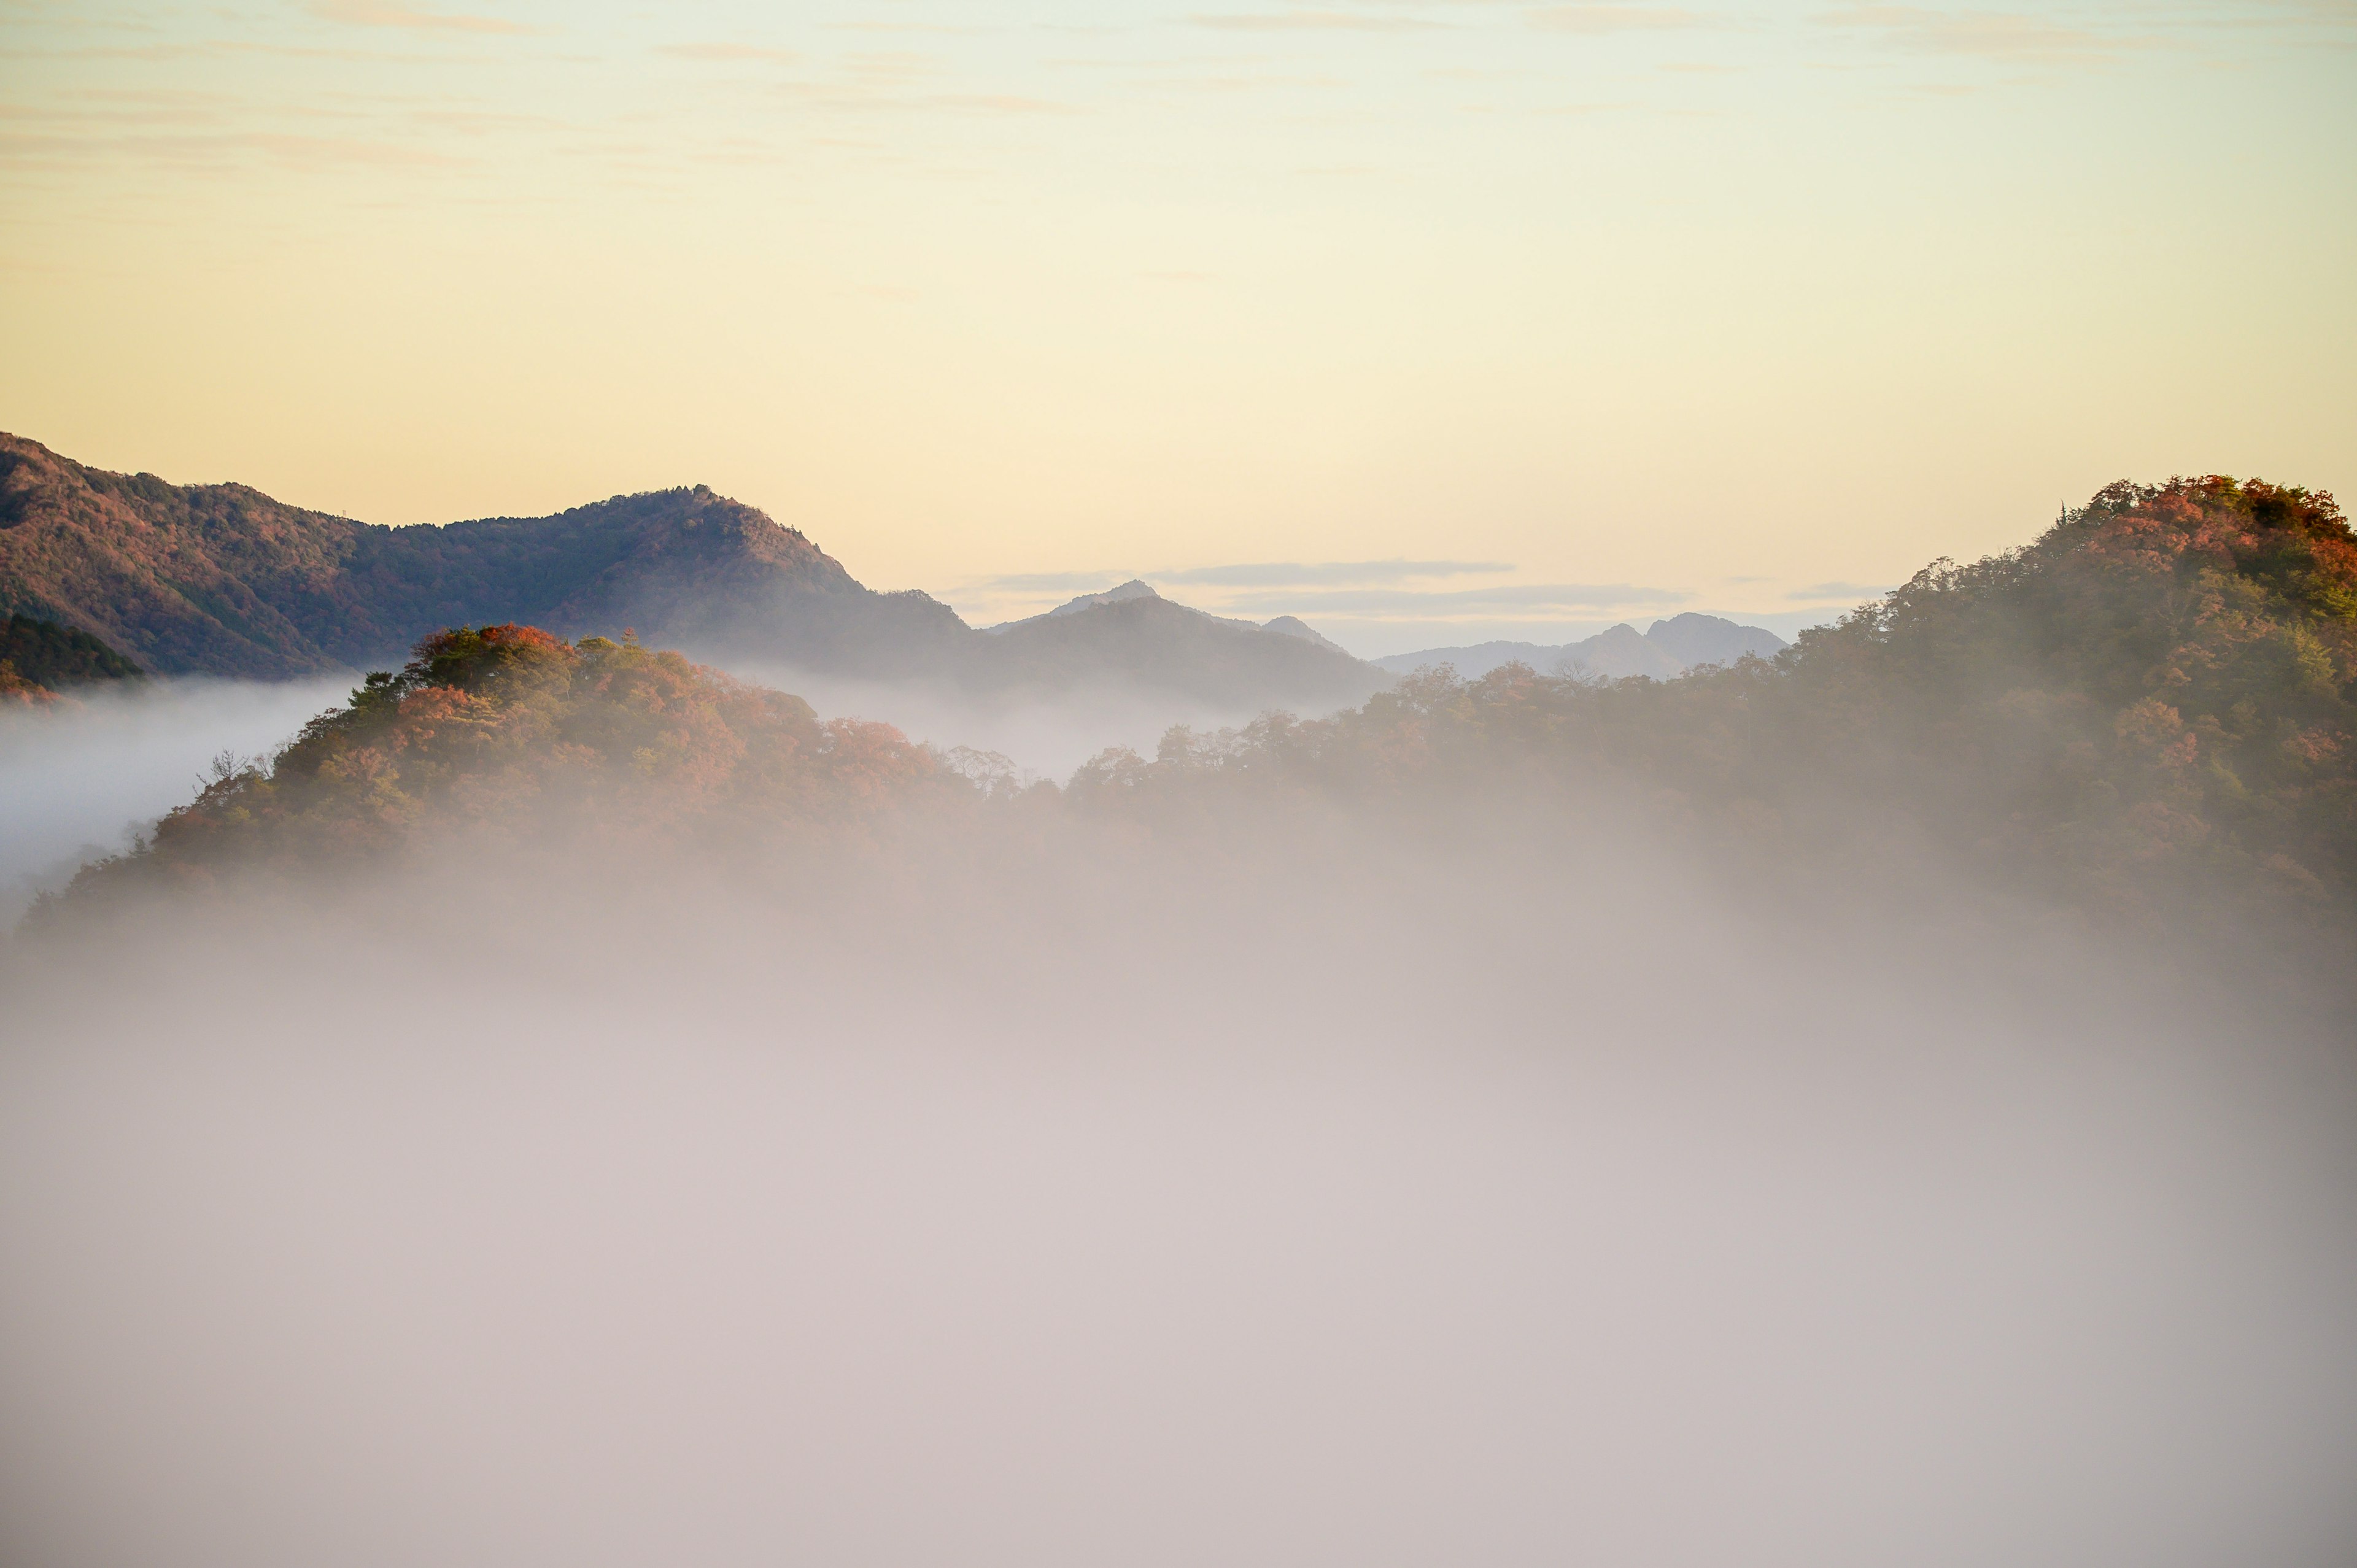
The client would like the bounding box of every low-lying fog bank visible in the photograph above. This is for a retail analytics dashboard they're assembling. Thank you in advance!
[0,676,352,922]
[0,662,1347,905]
[712,657,1345,781]
[4,819,2353,1568]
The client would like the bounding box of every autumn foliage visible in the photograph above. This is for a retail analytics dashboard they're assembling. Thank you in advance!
[1067,477,2356,920]
[45,477,2357,933]
[61,624,961,902]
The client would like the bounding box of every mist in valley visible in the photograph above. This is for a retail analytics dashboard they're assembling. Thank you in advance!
[7,0,2351,1553]
[4,676,2356,1566]
[0,676,354,922]
[713,655,1366,782]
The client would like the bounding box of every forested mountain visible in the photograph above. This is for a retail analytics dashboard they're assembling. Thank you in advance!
[0,612,141,704]
[1374,613,1787,681]
[0,433,1380,709]
[1089,477,2355,922]
[43,476,2355,937]
[48,624,966,908]
[0,432,966,679]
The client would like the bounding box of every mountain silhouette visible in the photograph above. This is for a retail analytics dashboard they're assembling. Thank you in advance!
[1373,613,1787,681]
[0,433,1380,710]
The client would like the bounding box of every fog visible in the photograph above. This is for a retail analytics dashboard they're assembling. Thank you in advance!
[713,657,1331,781]
[0,676,352,922]
[4,766,2356,1568]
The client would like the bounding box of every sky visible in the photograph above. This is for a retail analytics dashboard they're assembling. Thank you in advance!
[1,1,2351,655]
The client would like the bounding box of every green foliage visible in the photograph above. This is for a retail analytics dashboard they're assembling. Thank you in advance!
[0,612,142,691]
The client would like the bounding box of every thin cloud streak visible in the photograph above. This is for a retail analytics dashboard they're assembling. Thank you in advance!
[1814,4,2159,64]
[1160,558,1514,587]
[972,560,1515,597]
[1527,3,1710,34]
[1190,10,1447,31]
[303,1,535,36]
[1216,582,1692,616]
[977,571,1131,593]
[1788,580,1889,600]
[657,43,800,64]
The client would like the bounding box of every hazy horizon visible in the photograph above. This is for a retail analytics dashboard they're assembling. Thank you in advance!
[5,2,2354,1562]
[4,0,2350,646]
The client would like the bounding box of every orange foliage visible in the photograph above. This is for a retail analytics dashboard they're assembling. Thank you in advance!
[68,624,962,894]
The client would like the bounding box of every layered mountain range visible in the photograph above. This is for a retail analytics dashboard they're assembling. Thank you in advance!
[0,432,1784,711]
[0,434,1379,711]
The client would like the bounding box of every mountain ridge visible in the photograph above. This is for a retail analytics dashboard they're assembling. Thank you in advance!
[1374,613,1787,681]
[991,579,1363,663]
[0,433,1380,711]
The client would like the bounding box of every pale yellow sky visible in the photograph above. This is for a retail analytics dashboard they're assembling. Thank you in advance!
[2,0,2351,651]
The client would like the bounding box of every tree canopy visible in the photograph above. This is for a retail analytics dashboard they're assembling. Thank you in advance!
[42,477,2357,934]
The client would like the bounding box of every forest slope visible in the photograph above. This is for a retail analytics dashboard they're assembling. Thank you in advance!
[0,433,1381,709]
[47,623,970,912]
[41,477,2356,940]
[0,433,965,679]
[0,612,141,705]
[1077,477,2355,922]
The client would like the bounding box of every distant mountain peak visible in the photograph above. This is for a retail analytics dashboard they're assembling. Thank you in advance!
[1261,615,1350,656]
[1369,614,1787,682]
[1047,579,1161,617]
[1,432,1387,709]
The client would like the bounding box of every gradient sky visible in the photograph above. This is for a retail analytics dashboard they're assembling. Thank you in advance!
[2,0,2351,654]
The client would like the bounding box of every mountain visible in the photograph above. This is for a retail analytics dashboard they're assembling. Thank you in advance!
[0,431,964,679]
[0,433,1382,710]
[1070,477,2357,925]
[1645,612,1788,669]
[47,476,2357,930]
[983,590,1382,709]
[1261,615,1352,656]
[985,578,1163,627]
[991,579,1360,665]
[1372,613,1786,681]
[42,623,966,916]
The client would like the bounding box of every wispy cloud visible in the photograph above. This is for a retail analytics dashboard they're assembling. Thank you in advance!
[978,571,1132,593]
[768,79,1079,117]
[0,126,476,172]
[1788,580,1887,600]
[304,2,533,36]
[1217,583,1690,616]
[1160,558,1512,587]
[2202,0,2357,32]
[1190,10,1446,31]
[1527,4,1708,34]
[1814,5,2155,64]
[657,43,799,64]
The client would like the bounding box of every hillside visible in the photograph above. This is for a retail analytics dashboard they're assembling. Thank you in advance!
[0,613,142,703]
[1074,478,2356,924]
[0,433,965,679]
[45,624,967,911]
[0,433,1382,709]
[43,476,2355,936]
[1375,613,1787,681]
